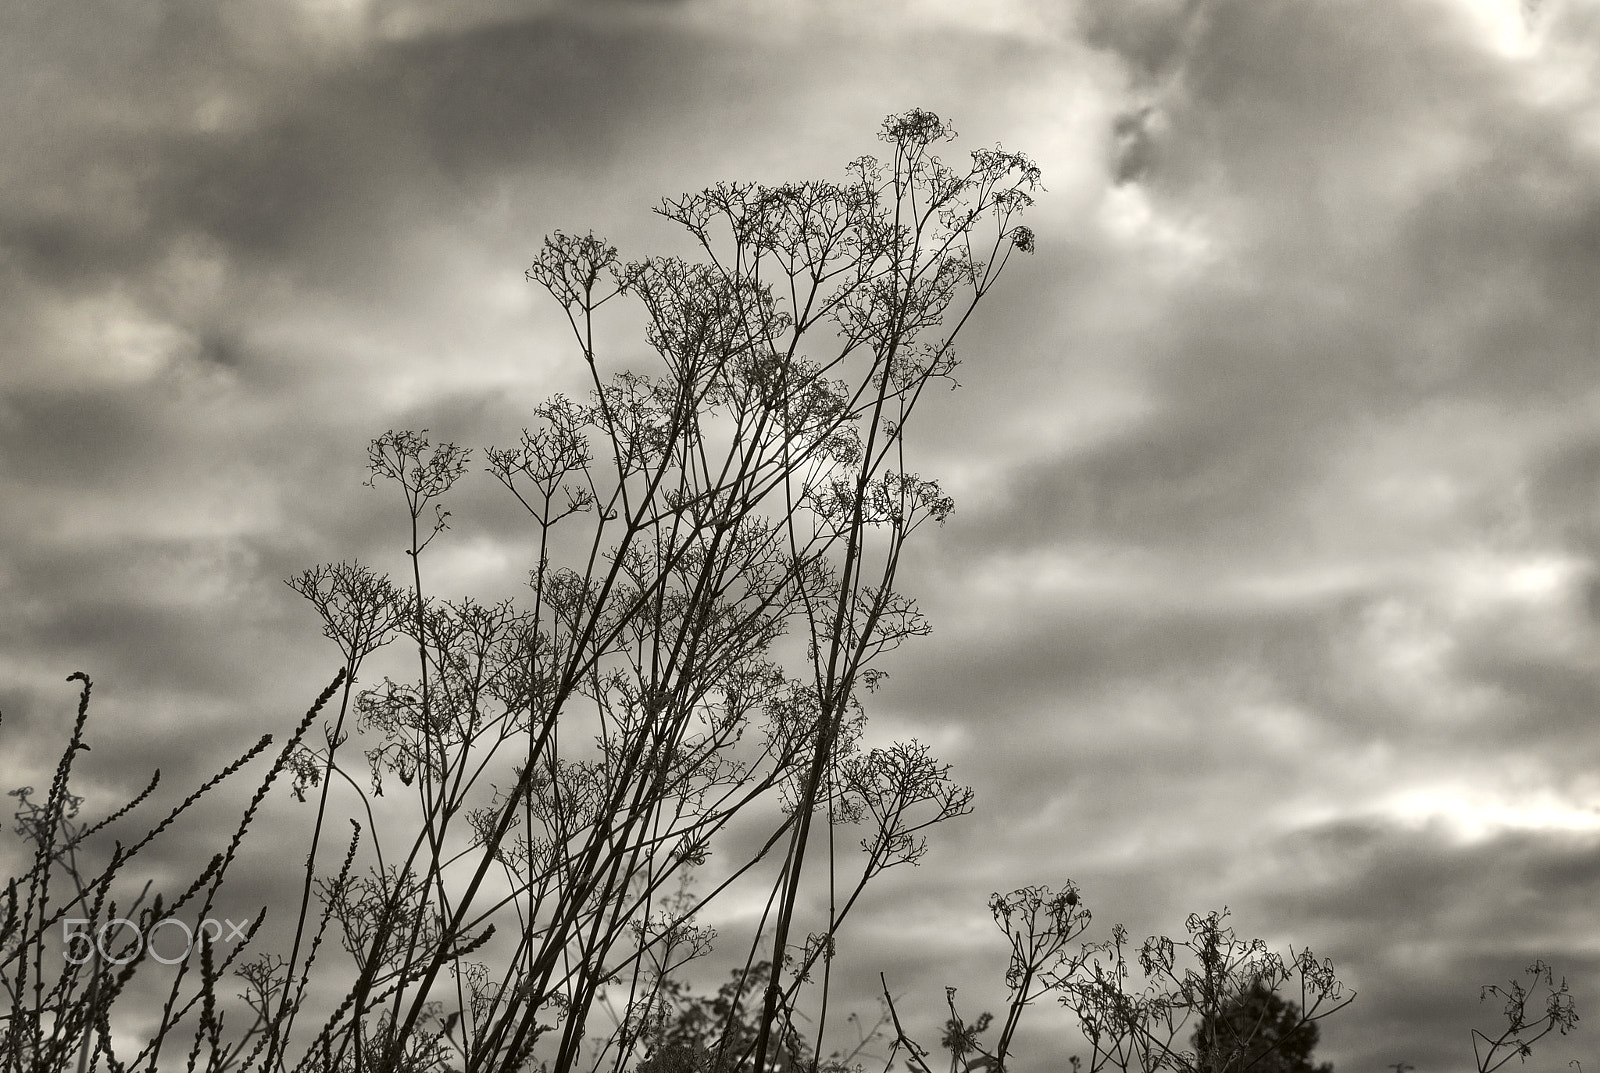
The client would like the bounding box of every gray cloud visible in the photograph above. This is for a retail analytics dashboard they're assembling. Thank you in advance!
[3,1,1600,1070]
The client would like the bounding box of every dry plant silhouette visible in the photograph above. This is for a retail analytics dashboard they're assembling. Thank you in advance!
[880,893,1351,1073]
[0,110,1582,1073]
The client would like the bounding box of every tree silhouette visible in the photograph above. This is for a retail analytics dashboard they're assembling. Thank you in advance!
[638,963,811,1073]
[1192,982,1332,1073]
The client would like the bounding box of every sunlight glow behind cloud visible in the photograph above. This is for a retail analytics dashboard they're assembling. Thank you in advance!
[1378,782,1600,843]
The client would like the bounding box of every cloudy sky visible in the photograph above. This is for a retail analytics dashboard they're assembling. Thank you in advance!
[3,0,1599,1069]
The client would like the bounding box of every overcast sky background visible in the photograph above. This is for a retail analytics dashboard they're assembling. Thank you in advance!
[2,0,1599,1069]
